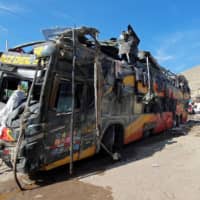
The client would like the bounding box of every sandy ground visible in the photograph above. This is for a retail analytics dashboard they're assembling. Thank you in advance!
[0,114,200,200]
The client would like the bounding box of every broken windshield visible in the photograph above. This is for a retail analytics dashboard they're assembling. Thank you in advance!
[0,71,42,106]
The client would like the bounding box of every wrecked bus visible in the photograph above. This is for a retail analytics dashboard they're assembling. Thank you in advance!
[0,26,190,178]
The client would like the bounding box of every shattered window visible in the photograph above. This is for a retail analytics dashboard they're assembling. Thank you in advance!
[55,81,72,113]
[86,84,94,108]
[0,77,29,103]
[78,34,95,48]
[32,84,41,101]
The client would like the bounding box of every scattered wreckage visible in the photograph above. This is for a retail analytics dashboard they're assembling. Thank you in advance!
[0,25,190,189]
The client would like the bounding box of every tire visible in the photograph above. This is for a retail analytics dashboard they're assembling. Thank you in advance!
[175,115,180,127]
[180,115,183,124]
[143,130,151,138]
[102,126,115,153]
[102,125,124,160]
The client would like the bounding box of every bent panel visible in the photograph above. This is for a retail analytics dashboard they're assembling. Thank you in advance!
[41,145,96,171]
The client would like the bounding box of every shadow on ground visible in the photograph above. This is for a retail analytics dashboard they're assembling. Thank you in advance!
[1,118,200,192]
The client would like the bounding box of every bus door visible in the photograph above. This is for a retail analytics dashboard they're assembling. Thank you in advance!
[76,82,96,160]
[45,75,82,164]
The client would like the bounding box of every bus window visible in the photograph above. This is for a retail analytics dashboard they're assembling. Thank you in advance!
[54,81,85,113]
[0,77,29,103]
[55,81,72,113]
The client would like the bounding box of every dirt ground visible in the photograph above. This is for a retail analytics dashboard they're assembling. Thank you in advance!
[0,114,200,200]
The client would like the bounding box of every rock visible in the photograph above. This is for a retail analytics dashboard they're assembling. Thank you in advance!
[34,194,43,199]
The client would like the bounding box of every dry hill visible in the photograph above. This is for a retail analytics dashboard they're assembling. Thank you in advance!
[181,65,200,99]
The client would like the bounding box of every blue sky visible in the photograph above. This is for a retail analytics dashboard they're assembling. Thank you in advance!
[0,0,199,73]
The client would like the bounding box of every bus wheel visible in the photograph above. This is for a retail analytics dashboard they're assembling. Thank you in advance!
[102,126,115,153]
[102,125,124,161]
[175,115,180,127]
[143,130,151,138]
[180,115,183,124]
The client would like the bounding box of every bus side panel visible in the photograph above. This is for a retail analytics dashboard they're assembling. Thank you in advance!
[153,112,173,134]
[124,114,157,144]
[41,145,96,171]
[182,111,188,123]
[153,114,166,134]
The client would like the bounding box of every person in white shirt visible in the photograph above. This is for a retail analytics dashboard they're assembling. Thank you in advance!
[0,82,26,136]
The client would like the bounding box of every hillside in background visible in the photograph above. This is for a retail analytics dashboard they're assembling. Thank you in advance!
[181,65,200,99]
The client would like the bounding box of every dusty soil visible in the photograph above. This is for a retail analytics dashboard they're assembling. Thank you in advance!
[0,114,200,200]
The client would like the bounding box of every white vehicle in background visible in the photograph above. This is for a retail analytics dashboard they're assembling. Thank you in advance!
[193,102,200,114]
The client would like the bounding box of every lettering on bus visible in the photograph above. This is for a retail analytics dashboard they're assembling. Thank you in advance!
[0,53,38,66]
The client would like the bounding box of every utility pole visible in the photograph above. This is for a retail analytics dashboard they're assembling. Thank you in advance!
[5,40,8,51]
